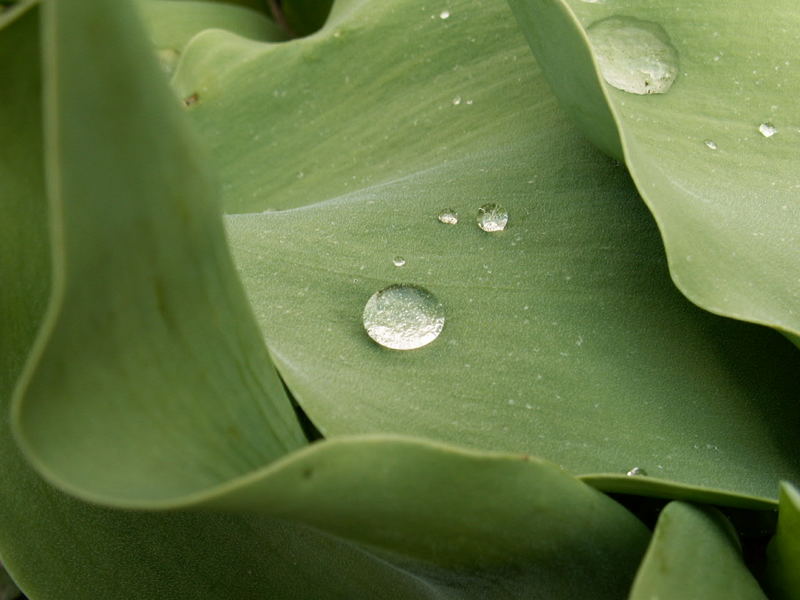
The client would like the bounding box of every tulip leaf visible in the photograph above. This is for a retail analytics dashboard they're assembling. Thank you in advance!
[167,0,800,501]
[507,0,800,339]
[2,2,652,599]
[629,502,768,599]
[764,483,800,599]
[11,0,306,501]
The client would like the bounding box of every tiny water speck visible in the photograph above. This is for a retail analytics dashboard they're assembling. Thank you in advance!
[587,16,679,95]
[392,256,406,267]
[703,139,717,150]
[452,96,462,105]
[758,122,777,137]
[439,10,450,19]
[363,284,445,350]
[476,203,508,232]
[437,210,459,225]
[626,467,647,477]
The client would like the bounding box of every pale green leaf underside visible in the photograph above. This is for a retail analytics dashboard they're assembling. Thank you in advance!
[171,0,800,501]
[507,0,800,339]
[3,3,650,599]
[629,502,768,599]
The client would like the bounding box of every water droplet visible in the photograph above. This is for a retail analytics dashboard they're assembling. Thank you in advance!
[437,210,459,225]
[452,96,462,105]
[626,467,647,476]
[465,99,474,105]
[476,203,508,232]
[758,122,777,137]
[392,256,406,267]
[362,285,445,350]
[439,10,450,19]
[703,139,718,150]
[586,16,679,95]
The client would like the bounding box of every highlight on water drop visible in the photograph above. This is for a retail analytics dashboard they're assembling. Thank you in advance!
[476,203,508,232]
[362,284,445,350]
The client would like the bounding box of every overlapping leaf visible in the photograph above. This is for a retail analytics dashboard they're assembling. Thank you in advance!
[629,502,768,599]
[2,1,651,598]
[507,0,800,339]
[169,0,800,501]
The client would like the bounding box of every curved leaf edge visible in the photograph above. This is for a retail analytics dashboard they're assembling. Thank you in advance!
[506,0,800,339]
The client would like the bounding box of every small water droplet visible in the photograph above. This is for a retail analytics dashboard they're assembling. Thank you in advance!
[452,96,462,105]
[758,122,777,137]
[296,171,305,179]
[626,467,647,476]
[704,139,718,150]
[439,10,450,19]
[476,203,508,232]
[362,285,445,350]
[392,256,406,267]
[437,210,459,225]
[587,16,679,95]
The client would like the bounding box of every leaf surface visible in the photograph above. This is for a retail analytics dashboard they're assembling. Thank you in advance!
[507,0,800,338]
[764,483,800,599]
[171,0,800,501]
[629,502,768,599]
[3,2,650,599]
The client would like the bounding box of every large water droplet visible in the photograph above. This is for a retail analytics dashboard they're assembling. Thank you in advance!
[476,203,508,232]
[437,209,459,225]
[626,466,647,477]
[363,285,445,350]
[758,122,777,137]
[587,16,679,95]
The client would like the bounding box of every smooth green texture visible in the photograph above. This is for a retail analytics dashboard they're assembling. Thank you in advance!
[3,2,653,598]
[12,0,305,501]
[508,0,800,338]
[172,0,800,501]
[765,483,800,599]
[629,502,768,599]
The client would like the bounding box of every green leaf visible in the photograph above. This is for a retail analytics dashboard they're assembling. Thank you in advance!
[3,2,651,598]
[12,0,306,501]
[629,502,768,599]
[764,483,800,599]
[171,0,800,501]
[507,0,800,338]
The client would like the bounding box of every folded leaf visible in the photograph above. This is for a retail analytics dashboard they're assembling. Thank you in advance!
[507,0,800,339]
[172,0,800,500]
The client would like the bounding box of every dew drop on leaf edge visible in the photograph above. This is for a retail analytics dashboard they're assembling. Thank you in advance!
[586,16,679,95]
[363,285,445,350]
[476,203,508,232]
[626,467,647,477]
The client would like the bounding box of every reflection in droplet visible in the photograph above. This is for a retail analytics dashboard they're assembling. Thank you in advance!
[758,122,777,137]
[476,203,508,232]
[392,256,406,267]
[439,10,450,19]
[437,210,459,225]
[703,139,718,150]
[626,467,647,477]
[587,16,679,95]
[363,285,445,350]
